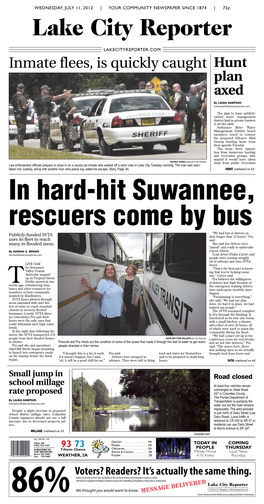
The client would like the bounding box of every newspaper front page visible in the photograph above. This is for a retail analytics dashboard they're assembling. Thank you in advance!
[4,0,261,501]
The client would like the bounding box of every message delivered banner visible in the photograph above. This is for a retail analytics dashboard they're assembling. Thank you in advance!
[9,462,255,497]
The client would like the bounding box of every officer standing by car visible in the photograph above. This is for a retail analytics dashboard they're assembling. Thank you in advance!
[198,80,207,143]
[158,80,170,104]
[58,91,76,151]
[11,83,30,146]
[172,83,187,145]
[185,84,202,143]
[33,85,71,149]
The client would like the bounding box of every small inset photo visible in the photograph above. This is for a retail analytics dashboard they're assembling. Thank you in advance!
[156,438,191,459]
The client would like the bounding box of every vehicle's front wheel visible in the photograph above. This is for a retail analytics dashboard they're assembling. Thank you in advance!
[98,131,112,156]
[166,139,180,153]
[80,132,92,153]
[48,137,58,150]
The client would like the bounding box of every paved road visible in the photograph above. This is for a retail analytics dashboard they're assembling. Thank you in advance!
[9,138,206,160]
[97,294,148,336]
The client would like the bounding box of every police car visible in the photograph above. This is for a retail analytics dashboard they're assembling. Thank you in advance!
[80,90,184,156]
[9,105,39,139]
[49,92,110,149]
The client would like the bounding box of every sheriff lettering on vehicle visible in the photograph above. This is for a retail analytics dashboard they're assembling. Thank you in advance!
[80,90,184,156]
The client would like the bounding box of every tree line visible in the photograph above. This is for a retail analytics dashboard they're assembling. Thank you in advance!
[9,72,206,102]
[119,369,210,420]
[72,375,156,412]
[72,377,110,411]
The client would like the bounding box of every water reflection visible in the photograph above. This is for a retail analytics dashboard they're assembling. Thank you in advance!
[72,409,209,432]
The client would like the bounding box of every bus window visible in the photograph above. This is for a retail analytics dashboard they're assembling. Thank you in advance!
[146,234,151,271]
[133,259,143,270]
[166,233,206,284]
[151,234,164,275]
[90,233,115,262]
[58,233,86,254]
[116,243,122,264]
[122,253,128,266]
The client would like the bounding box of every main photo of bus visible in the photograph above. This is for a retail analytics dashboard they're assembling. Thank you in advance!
[58,232,206,336]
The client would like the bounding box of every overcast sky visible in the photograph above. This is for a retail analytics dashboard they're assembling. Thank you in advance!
[116,233,144,259]
[73,369,124,397]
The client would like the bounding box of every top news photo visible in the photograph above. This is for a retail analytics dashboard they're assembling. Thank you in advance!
[9,72,207,160]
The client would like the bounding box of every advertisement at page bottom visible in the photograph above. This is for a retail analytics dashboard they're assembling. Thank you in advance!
[4,0,262,502]
[9,461,255,497]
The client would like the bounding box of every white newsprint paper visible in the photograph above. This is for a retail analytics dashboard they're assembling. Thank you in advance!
[3,0,262,502]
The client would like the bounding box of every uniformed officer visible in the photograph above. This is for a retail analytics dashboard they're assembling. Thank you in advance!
[172,83,187,145]
[11,83,30,146]
[198,81,207,143]
[158,80,170,104]
[138,81,146,89]
[118,83,126,91]
[33,85,71,149]
[59,91,77,152]
[185,84,202,143]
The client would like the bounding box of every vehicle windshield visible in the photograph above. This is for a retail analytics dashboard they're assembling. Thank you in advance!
[75,97,103,112]
[109,95,170,114]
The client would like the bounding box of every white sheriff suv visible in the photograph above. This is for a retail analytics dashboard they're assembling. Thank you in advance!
[80,90,184,156]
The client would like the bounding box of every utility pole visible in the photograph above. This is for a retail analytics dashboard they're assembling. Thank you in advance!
[81,372,84,414]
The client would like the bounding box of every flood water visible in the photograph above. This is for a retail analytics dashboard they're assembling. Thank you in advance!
[72,408,209,432]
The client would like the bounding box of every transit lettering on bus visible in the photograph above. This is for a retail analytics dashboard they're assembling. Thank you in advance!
[148,279,193,330]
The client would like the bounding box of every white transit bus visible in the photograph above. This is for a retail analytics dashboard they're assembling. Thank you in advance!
[143,233,206,336]
[58,233,128,335]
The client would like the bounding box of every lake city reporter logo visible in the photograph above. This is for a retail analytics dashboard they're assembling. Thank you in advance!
[91,440,109,458]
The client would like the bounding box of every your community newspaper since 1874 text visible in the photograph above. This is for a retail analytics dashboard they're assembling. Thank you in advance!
[3,1,262,502]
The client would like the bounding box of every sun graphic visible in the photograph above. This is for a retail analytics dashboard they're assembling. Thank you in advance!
[91,440,103,450]
[91,439,109,457]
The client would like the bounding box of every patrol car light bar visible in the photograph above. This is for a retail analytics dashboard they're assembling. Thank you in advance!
[70,89,155,98]
[105,89,155,96]
[70,90,113,97]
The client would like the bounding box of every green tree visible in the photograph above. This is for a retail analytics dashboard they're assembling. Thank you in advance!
[72,377,96,412]
[93,379,110,409]
[119,369,210,419]
[9,72,206,104]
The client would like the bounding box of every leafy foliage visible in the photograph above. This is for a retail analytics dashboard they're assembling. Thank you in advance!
[93,379,110,408]
[72,377,96,412]
[9,72,206,103]
[119,369,210,419]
